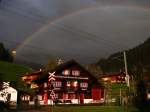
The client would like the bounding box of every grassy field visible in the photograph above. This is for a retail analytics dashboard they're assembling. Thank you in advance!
[39,105,140,112]
[0,61,33,91]
[0,61,33,81]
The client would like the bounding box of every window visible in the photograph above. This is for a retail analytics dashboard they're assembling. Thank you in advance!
[54,81,62,88]
[73,81,78,87]
[37,95,42,101]
[31,83,38,89]
[63,93,68,99]
[72,70,80,76]
[80,82,88,88]
[66,81,71,87]
[44,82,47,88]
[21,95,30,101]
[69,94,76,99]
[62,70,70,75]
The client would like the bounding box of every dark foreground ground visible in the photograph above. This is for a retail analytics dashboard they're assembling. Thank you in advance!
[4,105,141,112]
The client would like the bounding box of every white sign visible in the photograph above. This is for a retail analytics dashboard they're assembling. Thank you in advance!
[50,90,55,96]
[48,72,56,82]
[50,90,55,101]
[2,82,10,88]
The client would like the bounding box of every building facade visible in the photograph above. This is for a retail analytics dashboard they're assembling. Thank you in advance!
[22,60,104,105]
[100,72,126,84]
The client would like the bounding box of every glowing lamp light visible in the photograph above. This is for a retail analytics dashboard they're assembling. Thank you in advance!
[102,78,109,81]
[12,50,16,56]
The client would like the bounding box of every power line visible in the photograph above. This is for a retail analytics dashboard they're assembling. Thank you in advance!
[0,0,48,24]
[52,23,129,52]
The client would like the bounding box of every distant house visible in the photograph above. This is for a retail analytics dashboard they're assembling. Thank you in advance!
[143,75,150,100]
[100,72,126,84]
[21,60,104,105]
[21,69,43,85]
[20,70,43,104]
[0,86,18,106]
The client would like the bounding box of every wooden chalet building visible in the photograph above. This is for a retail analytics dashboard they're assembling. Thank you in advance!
[21,69,43,88]
[22,60,104,105]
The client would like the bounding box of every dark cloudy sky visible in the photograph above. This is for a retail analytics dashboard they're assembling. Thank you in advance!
[0,0,150,64]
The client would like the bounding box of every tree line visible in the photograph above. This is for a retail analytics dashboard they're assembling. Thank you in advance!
[97,37,150,74]
[0,43,13,62]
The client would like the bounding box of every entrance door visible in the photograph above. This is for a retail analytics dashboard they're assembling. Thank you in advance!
[80,93,84,104]
[92,88,101,100]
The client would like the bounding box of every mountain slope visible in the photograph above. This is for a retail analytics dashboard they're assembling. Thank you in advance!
[97,37,150,73]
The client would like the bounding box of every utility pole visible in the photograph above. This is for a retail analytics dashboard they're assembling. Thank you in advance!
[123,51,130,88]
[124,51,131,105]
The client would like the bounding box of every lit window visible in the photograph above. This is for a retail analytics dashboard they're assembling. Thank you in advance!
[63,93,68,99]
[69,94,76,99]
[44,83,47,88]
[80,82,88,88]
[37,95,42,101]
[73,81,78,87]
[21,96,24,101]
[22,95,30,101]
[72,70,80,76]
[54,81,62,87]
[62,70,70,75]
[67,81,71,87]
[31,83,38,89]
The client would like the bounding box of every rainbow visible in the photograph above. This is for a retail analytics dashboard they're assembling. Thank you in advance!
[16,5,150,54]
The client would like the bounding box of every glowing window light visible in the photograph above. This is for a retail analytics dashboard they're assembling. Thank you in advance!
[62,70,70,75]
[102,78,109,81]
[67,81,71,87]
[72,70,80,76]
[73,81,78,87]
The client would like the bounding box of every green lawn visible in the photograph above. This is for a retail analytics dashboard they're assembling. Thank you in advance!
[0,61,33,81]
[41,106,140,112]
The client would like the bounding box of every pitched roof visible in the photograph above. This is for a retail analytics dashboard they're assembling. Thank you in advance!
[100,72,126,78]
[21,70,43,77]
[34,60,101,86]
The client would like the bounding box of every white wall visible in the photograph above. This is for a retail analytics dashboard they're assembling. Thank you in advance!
[0,87,17,102]
[84,99,93,104]
[71,99,78,104]
[7,87,18,102]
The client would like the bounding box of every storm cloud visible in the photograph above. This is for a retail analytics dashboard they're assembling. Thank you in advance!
[0,0,150,64]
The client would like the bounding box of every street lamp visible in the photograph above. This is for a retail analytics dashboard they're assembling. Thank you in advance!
[12,50,16,57]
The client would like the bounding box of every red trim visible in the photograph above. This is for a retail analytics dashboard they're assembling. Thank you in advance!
[43,93,48,105]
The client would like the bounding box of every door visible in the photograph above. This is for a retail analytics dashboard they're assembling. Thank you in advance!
[80,93,84,104]
[92,88,101,101]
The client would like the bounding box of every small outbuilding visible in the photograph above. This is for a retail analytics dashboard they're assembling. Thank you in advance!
[0,87,18,105]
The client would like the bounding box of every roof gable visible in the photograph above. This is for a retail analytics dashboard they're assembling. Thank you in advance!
[34,60,100,85]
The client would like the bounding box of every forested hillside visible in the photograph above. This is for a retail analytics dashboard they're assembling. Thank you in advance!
[97,37,150,74]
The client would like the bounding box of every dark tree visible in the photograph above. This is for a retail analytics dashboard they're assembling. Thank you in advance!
[0,43,13,62]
